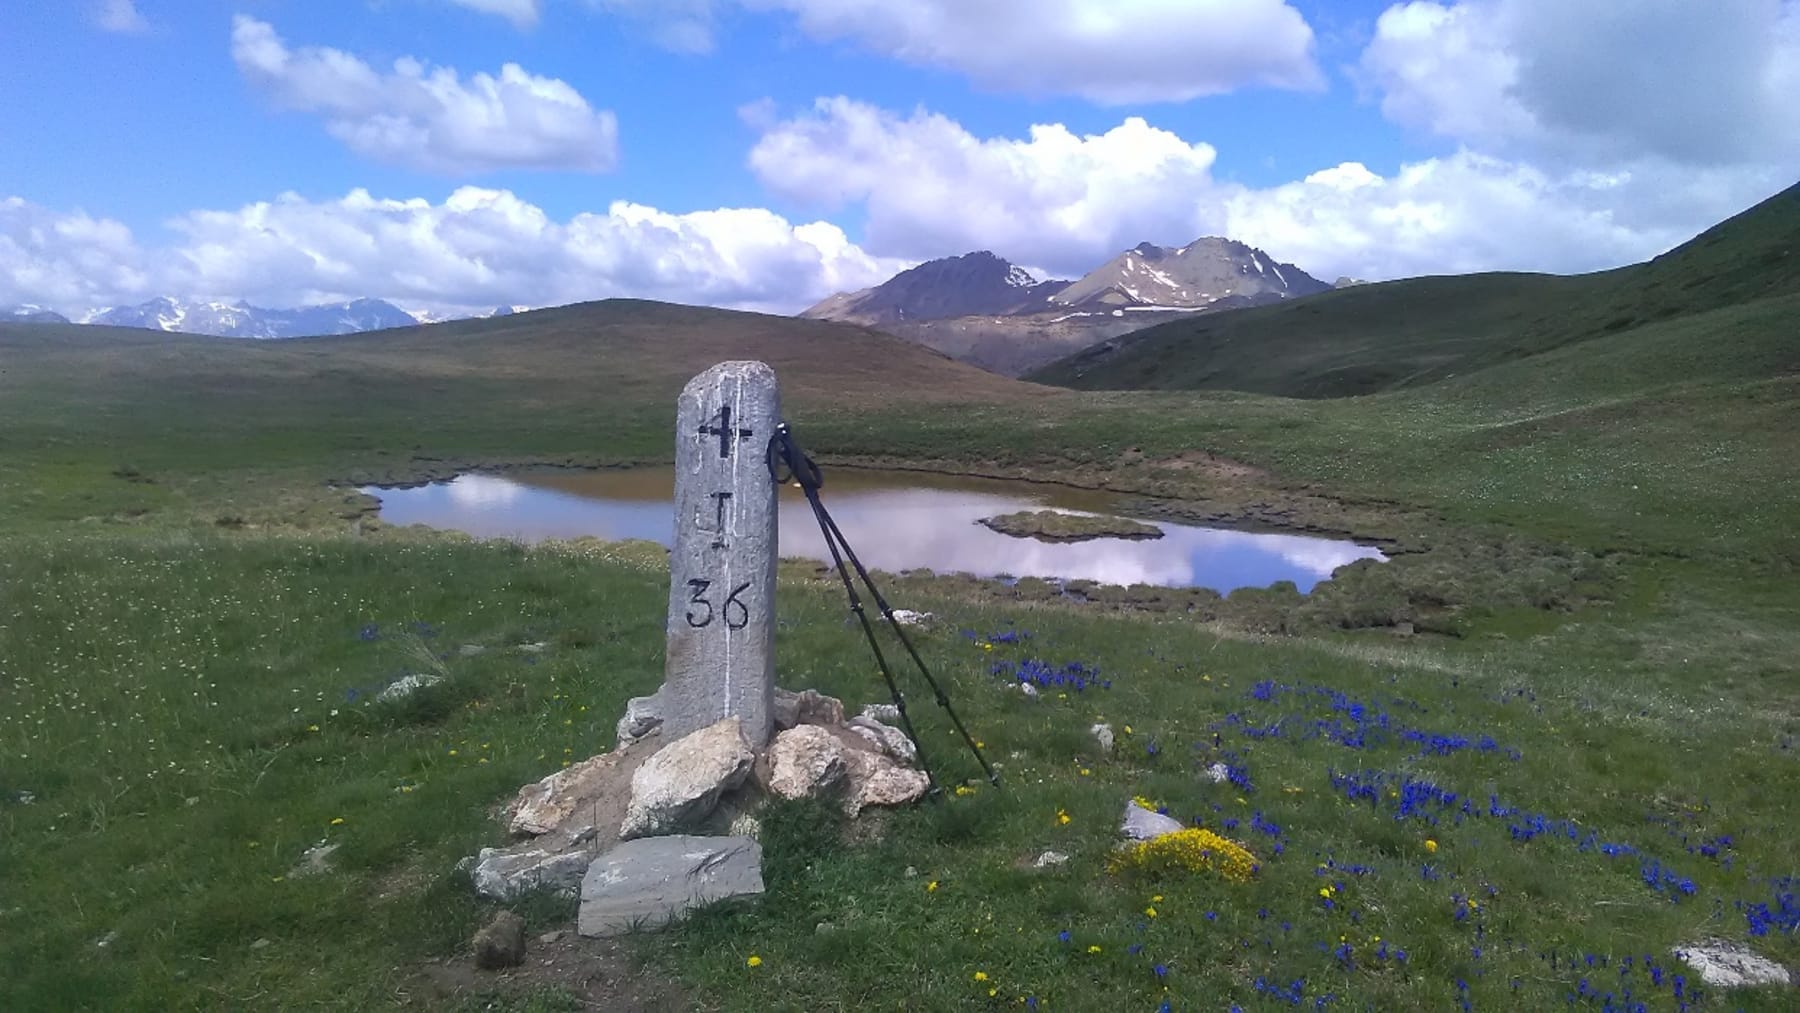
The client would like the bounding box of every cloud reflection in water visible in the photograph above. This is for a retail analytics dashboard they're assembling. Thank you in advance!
[365,471,1384,593]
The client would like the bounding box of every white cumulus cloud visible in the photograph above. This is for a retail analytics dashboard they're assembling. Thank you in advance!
[0,198,151,309]
[586,0,1320,101]
[1360,0,1800,167]
[230,15,618,173]
[750,98,1223,275]
[0,189,905,318]
[745,98,1795,282]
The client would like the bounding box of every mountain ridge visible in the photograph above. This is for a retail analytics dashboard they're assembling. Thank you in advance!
[799,235,1331,375]
[0,297,533,339]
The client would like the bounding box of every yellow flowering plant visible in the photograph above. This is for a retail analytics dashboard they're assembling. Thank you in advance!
[1108,827,1259,883]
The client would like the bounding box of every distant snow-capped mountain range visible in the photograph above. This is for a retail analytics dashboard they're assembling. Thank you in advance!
[2,298,529,337]
[801,236,1340,376]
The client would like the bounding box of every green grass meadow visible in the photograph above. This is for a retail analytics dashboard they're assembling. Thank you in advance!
[3,191,1798,1009]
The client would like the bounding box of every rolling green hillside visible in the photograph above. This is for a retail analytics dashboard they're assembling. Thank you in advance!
[1031,180,1799,397]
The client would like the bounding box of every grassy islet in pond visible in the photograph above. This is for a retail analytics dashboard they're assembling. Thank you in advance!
[978,509,1164,543]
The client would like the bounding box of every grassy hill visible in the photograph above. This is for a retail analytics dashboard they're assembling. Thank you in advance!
[1031,181,1800,397]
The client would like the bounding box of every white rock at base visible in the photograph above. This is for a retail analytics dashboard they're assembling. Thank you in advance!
[767,724,850,800]
[1203,762,1231,784]
[847,715,918,763]
[1673,939,1792,988]
[890,609,933,626]
[849,759,931,816]
[1033,850,1070,868]
[619,717,755,839]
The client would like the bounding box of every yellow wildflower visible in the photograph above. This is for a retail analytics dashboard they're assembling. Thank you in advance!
[1145,906,1157,918]
[973,971,989,982]
[1425,839,1439,853]
[1057,808,1071,825]
[307,724,320,733]
[955,785,975,797]
[1152,895,1163,903]
[746,955,762,968]
[330,817,345,826]
[927,880,939,893]
[1087,945,1102,954]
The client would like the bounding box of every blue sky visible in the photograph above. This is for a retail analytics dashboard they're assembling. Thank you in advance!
[3,1,1796,315]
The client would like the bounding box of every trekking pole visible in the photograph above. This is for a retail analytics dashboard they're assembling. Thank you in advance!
[768,423,1000,788]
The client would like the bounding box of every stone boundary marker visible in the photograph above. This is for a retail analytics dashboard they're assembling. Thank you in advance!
[660,360,780,748]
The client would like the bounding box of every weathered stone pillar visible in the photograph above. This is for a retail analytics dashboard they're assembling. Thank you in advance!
[660,361,780,747]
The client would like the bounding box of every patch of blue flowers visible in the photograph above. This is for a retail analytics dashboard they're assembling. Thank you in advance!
[1227,680,1524,761]
[1329,769,1704,902]
[990,657,1112,692]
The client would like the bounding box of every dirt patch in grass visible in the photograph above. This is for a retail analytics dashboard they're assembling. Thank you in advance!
[978,509,1163,543]
[410,928,693,1011]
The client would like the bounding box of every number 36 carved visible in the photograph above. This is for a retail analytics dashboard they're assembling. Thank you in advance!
[685,578,752,629]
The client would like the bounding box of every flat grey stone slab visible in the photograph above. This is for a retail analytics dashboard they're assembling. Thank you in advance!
[578,835,764,937]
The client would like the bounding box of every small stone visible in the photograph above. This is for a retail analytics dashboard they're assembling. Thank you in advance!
[616,692,665,744]
[290,842,339,878]
[1674,939,1791,988]
[458,644,487,658]
[1395,622,1415,636]
[471,847,592,901]
[249,938,271,951]
[904,866,918,878]
[377,672,444,702]
[848,716,918,764]
[619,717,755,839]
[727,812,763,840]
[537,930,565,945]
[1203,762,1230,784]
[1091,722,1115,754]
[473,911,527,970]
[860,703,901,723]
[815,921,837,935]
[1018,682,1039,699]
[517,642,548,654]
[1033,850,1070,869]
[1120,803,1184,841]
[94,930,119,949]
[889,609,932,626]
[773,688,847,730]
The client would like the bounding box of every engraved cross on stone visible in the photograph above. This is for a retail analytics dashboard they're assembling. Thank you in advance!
[697,404,755,459]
